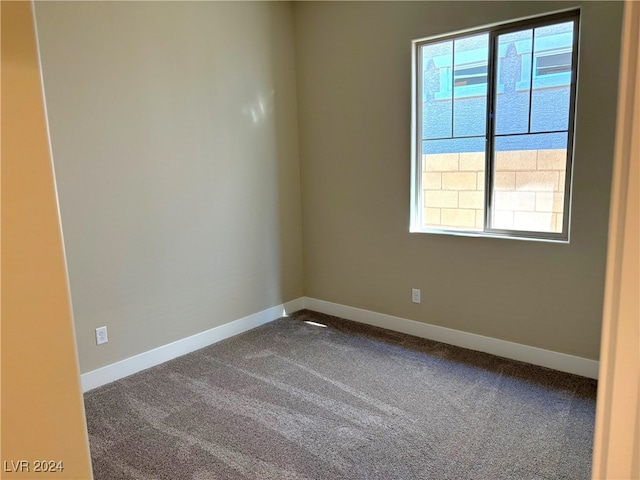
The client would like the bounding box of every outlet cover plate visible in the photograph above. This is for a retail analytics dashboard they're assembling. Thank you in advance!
[96,326,108,345]
[412,288,421,304]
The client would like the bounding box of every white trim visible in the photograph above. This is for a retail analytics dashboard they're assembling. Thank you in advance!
[81,298,305,392]
[82,295,598,392]
[303,297,599,379]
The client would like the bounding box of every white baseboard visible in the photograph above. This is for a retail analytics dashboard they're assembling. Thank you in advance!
[81,295,597,392]
[81,298,305,392]
[302,297,599,379]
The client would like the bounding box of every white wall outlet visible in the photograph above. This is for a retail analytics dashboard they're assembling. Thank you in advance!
[95,326,108,345]
[412,288,421,304]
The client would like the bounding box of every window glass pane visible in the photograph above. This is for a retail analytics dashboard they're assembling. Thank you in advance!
[530,22,574,132]
[490,132,567,233]
[453,34,489,137]
[536,52,572,76]
[422,138,485,231]
[421,41,452,139]
[494,29,533,135]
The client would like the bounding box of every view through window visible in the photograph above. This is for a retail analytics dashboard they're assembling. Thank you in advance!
[413,12,579,241]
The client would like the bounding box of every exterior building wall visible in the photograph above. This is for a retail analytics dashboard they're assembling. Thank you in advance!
[422,88,570,155]
[422,149,566,232]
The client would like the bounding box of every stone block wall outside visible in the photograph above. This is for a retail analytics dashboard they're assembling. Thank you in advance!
[422,149,566,233]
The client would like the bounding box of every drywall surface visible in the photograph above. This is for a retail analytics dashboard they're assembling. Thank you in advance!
[1,1,93,477]
[35,1,303,373]
[295,1,623,360]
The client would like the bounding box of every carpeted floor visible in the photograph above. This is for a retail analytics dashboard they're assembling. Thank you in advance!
[84,310,597,480]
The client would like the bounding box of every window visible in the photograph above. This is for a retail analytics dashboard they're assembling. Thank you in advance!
[455,64,488,87]
[536,51,572,76]
[411,11,579,241]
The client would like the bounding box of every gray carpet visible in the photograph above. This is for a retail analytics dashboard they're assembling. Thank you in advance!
[84,310,597,480]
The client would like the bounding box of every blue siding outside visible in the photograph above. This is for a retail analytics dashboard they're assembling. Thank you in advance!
[422,88,571,154]
[421,25,574,155]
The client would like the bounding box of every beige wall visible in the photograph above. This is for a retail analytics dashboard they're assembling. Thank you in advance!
[294,1,623,360]
[34,1,303,373]
[1,2,93,477]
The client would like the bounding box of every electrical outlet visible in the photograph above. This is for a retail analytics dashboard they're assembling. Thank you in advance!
[412,288,421,304]
[95,326,108,345]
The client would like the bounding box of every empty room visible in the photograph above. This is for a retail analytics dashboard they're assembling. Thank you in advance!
[2,1,638,479]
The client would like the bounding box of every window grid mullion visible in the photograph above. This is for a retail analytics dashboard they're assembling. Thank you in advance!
[527,29,537,134]
[495,129,568,138]
[422,134,486,142]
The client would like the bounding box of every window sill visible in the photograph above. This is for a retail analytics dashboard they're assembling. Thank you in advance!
[409,226,569,243]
